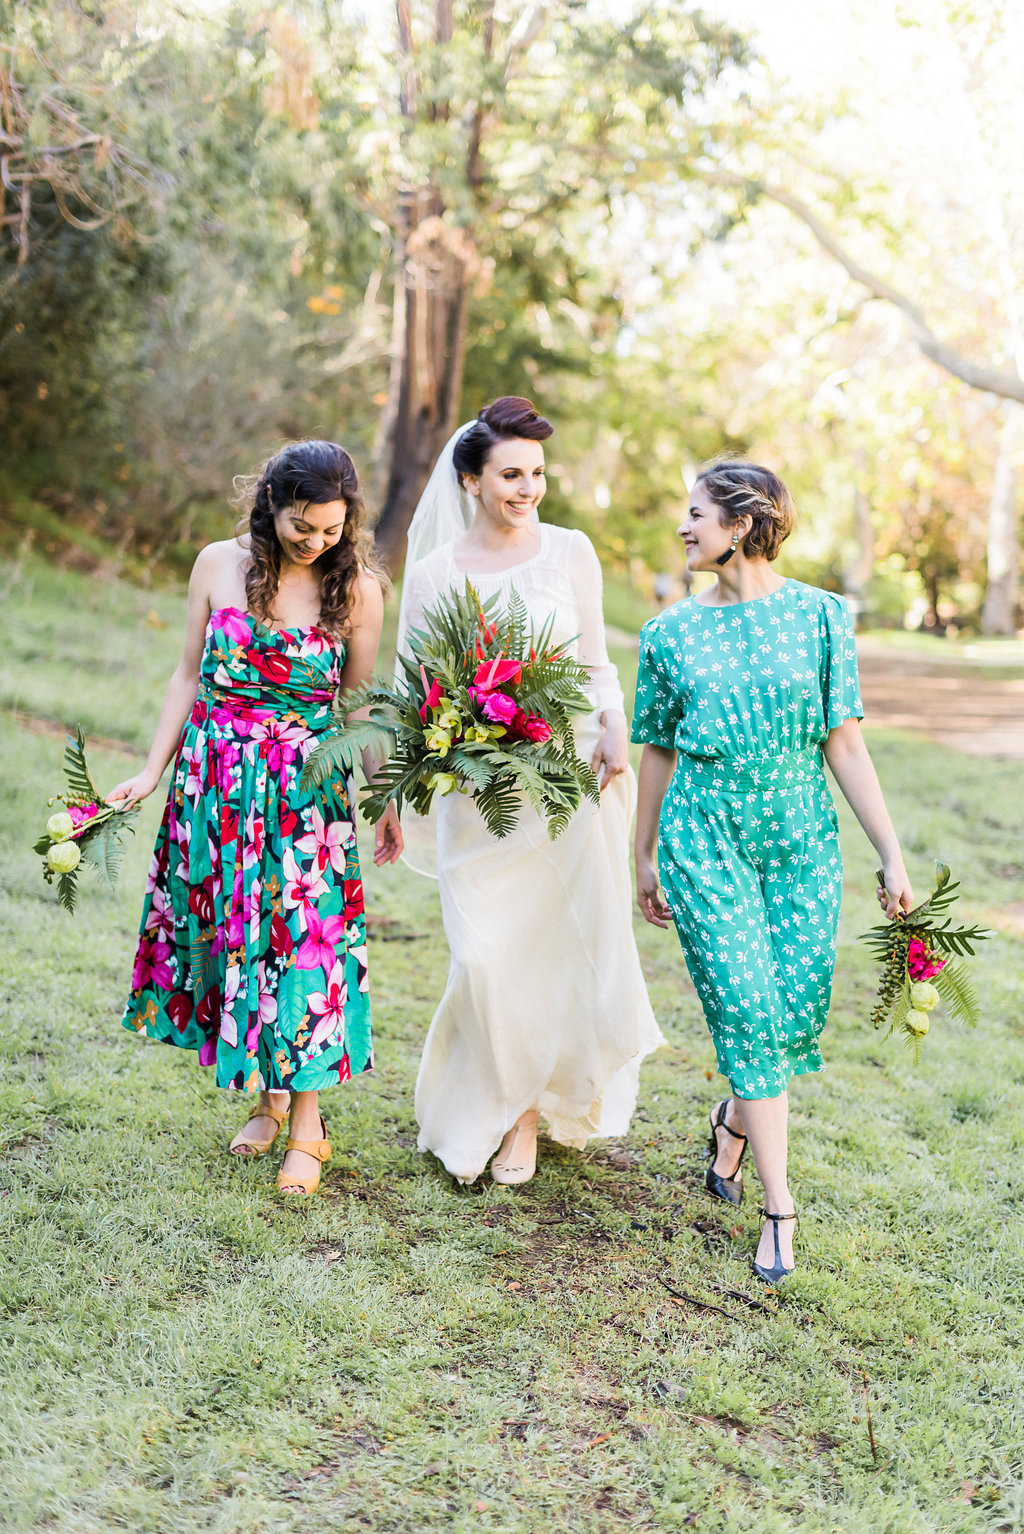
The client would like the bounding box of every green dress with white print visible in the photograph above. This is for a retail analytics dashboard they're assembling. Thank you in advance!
[631,581,863,1098]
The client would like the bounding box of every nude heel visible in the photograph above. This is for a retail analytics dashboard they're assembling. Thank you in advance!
[276,1115,331,1195]
[491,1110,540,1186]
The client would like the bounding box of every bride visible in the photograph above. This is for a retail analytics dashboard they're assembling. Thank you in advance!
[398,396,662,1185]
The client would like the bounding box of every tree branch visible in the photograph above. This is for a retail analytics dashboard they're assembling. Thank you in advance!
[700,168,1024,405]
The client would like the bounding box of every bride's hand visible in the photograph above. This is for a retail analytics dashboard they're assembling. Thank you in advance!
[591,710,629,791]
[106,767,160,808]
[373,802,403,866]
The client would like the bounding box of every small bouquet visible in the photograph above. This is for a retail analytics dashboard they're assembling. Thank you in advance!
[859,861,994,1052]
[35,727,139,912]
[302,581,600,839]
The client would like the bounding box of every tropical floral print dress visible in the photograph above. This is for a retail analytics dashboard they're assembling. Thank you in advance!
[122,607,371,1093]
[631,581,862,1098]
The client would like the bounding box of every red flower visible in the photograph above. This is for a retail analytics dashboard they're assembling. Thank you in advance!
[166,992,193,1033]
[519,712,552,744]
[247,648,292,686]
[221,807,239,845]
[419,677,444,722]
[195,984,222,1032]
[337,1052,352,1083]
[472,656,522,695]
[188,877,215,925]
[279,805,298,837]
[270,912,293,957]
[344,878,365,919]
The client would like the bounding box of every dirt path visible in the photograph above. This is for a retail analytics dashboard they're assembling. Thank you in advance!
[856,638,1024,760]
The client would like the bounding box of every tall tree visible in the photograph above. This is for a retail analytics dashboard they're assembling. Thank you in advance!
[368,0,747,570]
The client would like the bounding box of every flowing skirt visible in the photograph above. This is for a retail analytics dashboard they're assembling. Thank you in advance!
[415,713,663,1180]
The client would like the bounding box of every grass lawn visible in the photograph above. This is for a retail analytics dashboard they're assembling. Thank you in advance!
[1,556,1022,1534]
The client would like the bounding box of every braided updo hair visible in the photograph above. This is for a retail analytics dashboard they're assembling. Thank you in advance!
[237,440,384,636]
[695,461,796,562]
[452,396,554,484]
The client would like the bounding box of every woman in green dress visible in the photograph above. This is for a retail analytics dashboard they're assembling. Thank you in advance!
[632,461,912,1282]
[108,441,403,1195]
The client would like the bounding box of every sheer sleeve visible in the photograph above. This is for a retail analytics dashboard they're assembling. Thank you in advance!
[394,554,442,682]
[567,530,625,715]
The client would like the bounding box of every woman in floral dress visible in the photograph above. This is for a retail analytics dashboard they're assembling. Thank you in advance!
[108,441,402,1194]
[632,461,912,1281]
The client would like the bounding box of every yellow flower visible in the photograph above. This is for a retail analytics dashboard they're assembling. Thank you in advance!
[46,811,75,841]
[427,772,460,796]
[437,710,463,733]
[425,728,452,756]
[47,840,81,874]
[909,981,939,1011]
[905,1008,930,1037]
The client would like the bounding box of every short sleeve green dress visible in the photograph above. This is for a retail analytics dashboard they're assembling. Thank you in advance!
[631,581,862,1099]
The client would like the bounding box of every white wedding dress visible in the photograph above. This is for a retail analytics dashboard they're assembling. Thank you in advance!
[400,522,663,1182]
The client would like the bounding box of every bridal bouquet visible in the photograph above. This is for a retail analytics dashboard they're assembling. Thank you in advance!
[859,862,993,1052]
[302,581,600,838]
[34,727,139,912]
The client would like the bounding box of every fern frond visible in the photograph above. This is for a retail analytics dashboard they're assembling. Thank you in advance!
[57,872,78,913]
[933,960,980,1029]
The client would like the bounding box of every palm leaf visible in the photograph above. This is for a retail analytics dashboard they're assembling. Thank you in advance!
[63,726,101,802]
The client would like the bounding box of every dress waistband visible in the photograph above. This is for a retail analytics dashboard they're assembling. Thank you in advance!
[192,681,335,734]
[675,747,822,793]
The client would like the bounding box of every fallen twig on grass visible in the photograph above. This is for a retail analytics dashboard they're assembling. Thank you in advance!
[862,1371,878,1463]
[659,1275,740,1320]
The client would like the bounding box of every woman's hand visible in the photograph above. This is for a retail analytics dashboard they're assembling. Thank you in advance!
[877,859,914,919]
[636,853,672,929]
[106,767,161,809]
[592,710,629,791]
[373,802,403,866]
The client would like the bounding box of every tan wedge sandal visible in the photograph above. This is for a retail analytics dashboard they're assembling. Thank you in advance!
[491,1110,540,1186]
[229,1100,289,1157]
[276,1115,331,1196]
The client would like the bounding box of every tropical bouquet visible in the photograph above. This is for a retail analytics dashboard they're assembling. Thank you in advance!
[302,580,600,839]
[859,861,994,1052]
[35,727,139,912]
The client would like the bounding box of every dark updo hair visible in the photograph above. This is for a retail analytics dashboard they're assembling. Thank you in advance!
[695,460,796,563]
[237,440,385,636]
[452,396,553,484]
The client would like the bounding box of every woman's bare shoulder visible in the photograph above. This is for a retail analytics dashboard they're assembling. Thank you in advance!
[190,538,248,602]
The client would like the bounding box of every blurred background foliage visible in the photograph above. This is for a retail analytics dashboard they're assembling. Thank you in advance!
[1,0,1021,632]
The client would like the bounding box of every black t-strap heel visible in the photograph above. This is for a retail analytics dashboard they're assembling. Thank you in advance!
[704,1098,747,1206]
[753,1207,797,1285]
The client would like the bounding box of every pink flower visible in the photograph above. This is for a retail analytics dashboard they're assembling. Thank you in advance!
[472,656,522,695]
[295,805,352,876]
[295,906,348,971]
[132,935,174,993]
[69,803,99,829]
[307,959,349,1047]
[219,608,253,647]
[251,717,306,778]
[907,937,946,981]
[482,691,518,724]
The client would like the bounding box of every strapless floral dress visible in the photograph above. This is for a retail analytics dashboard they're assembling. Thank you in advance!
[122,607,371,1093]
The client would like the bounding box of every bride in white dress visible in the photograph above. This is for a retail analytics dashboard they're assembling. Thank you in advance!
[398,397,662,1185]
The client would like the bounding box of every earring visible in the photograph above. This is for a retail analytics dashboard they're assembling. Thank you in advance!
[715,531,741,568]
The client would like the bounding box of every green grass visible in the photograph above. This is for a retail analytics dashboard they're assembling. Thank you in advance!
[2,558,1023,1533]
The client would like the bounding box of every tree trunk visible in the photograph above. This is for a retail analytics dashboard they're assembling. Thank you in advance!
[981,403,1022,636]
[372,192,478,575]
[844,449,874,624]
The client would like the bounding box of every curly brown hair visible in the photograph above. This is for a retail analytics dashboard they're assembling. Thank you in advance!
[236,440,386,636]
[695,461,796,563]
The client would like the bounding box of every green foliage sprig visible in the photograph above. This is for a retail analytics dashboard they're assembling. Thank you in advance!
[302,581,600,840]
[859,861,994,1056]
[35,728,138,912]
